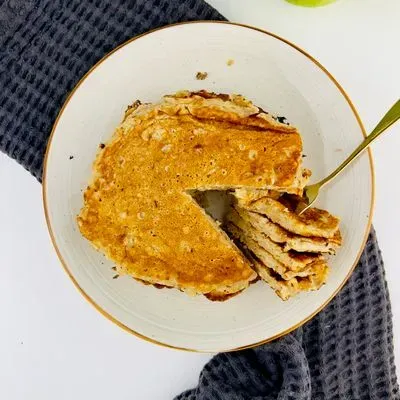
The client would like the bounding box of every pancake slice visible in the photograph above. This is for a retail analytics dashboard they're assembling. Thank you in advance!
[225,222,325,280]
[225,208,322,270]
[246,252,329,300]
[234,206,341,253]
[236,195,340,239]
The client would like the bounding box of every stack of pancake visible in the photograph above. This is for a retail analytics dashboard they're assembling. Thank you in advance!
[224,188,341,300]
[78,90,341,301]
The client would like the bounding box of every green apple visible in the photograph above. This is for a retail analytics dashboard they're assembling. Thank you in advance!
[285,0,337,6]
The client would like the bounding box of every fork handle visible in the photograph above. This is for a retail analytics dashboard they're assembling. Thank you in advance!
[318,99,400,187]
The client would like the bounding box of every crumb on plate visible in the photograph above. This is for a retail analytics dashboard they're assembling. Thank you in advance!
[196,71,208,80]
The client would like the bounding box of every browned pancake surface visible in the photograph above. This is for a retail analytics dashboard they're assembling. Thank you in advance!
[238,196,340,239]
[78,91,304,295]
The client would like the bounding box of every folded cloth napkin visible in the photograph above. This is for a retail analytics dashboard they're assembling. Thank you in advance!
[0,1,398,399]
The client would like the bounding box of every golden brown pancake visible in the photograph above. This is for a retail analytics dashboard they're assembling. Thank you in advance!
[236,195,340,239]
[247,253,329,300]
[225,222,325,281]
[77,91,306,297]
[233,205,341,253]
[225,208,322,270]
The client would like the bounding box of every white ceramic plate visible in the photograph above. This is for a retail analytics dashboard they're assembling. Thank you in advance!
[43,22,373,352]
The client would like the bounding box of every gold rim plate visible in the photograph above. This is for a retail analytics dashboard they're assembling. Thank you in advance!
[42,21,374,353]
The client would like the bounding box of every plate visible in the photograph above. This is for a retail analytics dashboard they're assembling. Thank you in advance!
[43,22,373,352]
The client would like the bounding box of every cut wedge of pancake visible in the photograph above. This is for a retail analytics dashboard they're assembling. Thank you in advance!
[78,91,306,298]
[225,208,322,271]
[234,206,341,253]
[236,195,340,239]
[247,252,329,300]
[225,222,326,281]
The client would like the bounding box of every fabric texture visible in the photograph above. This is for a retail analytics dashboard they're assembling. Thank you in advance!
[177,230,399,400]
[0,1,398,399]
[0,0,224,180]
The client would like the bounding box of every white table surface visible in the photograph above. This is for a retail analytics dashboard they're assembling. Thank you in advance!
[1,1,399,398]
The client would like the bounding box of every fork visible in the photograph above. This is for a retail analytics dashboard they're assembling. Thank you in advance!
[298,99,400,214]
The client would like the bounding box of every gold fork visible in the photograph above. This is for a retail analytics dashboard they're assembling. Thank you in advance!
[298,99,400,214]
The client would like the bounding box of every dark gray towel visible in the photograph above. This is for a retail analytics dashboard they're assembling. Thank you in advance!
[0,1,398,399]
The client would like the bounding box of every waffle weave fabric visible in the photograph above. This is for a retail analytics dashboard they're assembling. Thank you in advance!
[0,1,398,399]
[0,0,224,180]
